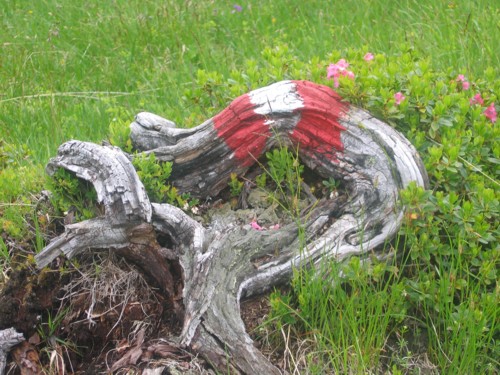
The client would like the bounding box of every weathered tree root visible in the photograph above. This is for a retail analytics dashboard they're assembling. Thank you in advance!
[28,80,427,374]
[0,328,24,375]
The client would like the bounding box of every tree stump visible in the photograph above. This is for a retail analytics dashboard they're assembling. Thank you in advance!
[29,80,427,374]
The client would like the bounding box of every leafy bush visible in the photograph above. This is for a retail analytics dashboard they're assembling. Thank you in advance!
[125,46,497,372]
[48,168,100,222]
[236,46,498,373]
[108,117,133,153]
[228,173,244,197]
[132,152,198,209]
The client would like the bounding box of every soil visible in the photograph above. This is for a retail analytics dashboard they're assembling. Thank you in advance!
[0,248,280,374]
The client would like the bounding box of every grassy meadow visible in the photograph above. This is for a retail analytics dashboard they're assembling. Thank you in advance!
[2,0,498,164]
[1,0,499,374]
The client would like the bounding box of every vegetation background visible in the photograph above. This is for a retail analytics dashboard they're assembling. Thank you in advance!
[1,0,498,374]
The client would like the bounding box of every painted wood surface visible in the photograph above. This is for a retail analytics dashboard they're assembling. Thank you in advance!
[26,80,428,374]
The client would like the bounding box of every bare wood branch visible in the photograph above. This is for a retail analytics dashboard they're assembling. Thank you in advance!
[45,140,152,225]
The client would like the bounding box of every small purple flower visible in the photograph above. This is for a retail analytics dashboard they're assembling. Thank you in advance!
[232,4,243,13]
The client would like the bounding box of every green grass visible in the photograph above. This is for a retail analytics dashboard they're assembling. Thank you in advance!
[266,257,409,373]
[1,0,498,164]
[1,0,499,373]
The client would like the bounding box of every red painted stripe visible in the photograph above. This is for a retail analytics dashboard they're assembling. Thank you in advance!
[213,93,270,166]
[213,81,347,167]
[291,80,347,161]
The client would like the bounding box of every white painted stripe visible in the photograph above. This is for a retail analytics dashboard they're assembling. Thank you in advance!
[248,80,304,115]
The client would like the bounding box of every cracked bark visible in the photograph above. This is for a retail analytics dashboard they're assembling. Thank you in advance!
[23,81,428,374]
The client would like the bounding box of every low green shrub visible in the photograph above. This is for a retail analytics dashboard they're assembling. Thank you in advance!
[92,46,498,372]
[228,173,244,198]
[132,152,198,208]
[232,45,498,373]
[48,168,100,222]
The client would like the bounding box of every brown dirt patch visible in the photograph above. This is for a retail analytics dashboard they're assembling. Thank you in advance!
[1,250,201,374]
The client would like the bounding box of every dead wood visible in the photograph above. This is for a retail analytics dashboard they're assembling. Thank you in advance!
[22,80,428,374]
[0,328,25,375]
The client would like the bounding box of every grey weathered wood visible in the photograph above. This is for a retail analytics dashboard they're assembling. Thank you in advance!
[35,141,152,269]
[32,81,428,374]
[0,328,24,375]
[45,140,152,225]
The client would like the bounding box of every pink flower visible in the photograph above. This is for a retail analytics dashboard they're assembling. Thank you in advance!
[327,59,355,88]
[336,58,349,70]
[326,64,338,79]
[364,53,374,61]
[327,61,348,78]
[456,74,470,90]
[269,224,280,230]
[327,64,341,87]
[394,92,406,105]
[250,220,263,231]
[483,103,497,123]
[470,93,484,106]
